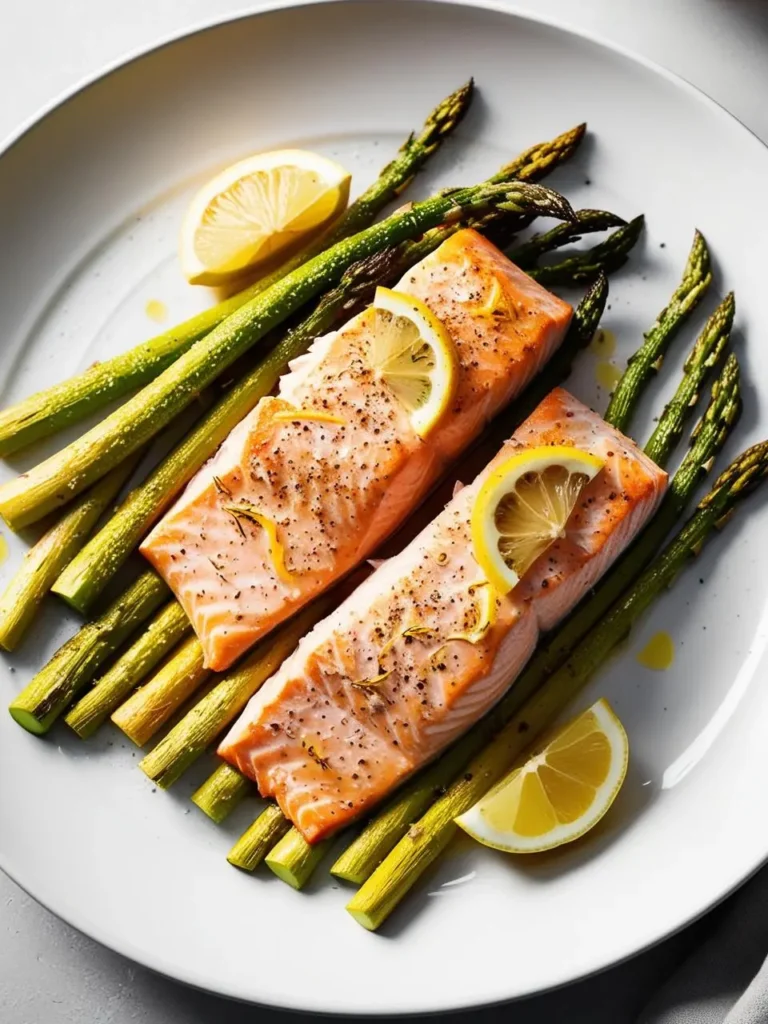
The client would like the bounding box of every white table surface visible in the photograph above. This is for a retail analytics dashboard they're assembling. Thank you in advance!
[2,1,768,1021]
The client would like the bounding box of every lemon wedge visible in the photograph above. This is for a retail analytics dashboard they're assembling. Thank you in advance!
[471,445,603,594]
[181,149,351,285]
[456,698,628,853]
[369,287,458,438]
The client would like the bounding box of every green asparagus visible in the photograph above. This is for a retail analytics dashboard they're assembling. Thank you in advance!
[347,435,768,930]
[111,634,208,746]
[489,123,586,185]
[64,601,192,738]
[508,209,626,268]
[193,762,253,823]
[8,569,168,734]
[645,293,734,463]
[528,215,645,286]
[479,123,586,248]
[265,831,333,890]
[228,805,292,871]
[605,230,712,430]
[0,457,137,651]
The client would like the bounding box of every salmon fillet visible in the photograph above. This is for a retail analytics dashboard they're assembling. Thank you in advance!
[141,229,573,671]
[218,389,668,843]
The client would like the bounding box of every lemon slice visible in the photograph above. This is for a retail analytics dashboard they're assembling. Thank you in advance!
[181,149,351,285]
[456,698,628,853]
[471,445,603,594]
[369,287,458,438]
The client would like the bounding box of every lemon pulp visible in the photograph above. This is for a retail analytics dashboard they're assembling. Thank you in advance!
[456,698,628,853]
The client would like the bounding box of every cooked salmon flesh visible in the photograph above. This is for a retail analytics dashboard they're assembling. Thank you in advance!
[141,229,573,670]
[218,388,668,843]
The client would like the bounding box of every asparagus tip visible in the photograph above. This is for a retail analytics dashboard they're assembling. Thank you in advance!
[555,121,588,154]
[513,182,576,225]
[424,79,475,140]
[687,228,711,278]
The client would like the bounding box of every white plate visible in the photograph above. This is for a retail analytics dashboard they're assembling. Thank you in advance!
[2,0,768,1015]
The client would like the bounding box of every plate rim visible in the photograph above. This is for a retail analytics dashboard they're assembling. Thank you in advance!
[2,0,768,1014]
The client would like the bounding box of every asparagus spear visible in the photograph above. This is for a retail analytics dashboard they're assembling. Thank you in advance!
[508,209,627,268]
[226,275,611,874]
[0,180,573,532]
[645,293,734,463]
[0,83,475,458]
[193,762,253,824]
[228,801,321,876]
[0,457,137,651]
[64,601,192,738]
[139,600,330,787]
[110,634,208,747]
[347,436,768,930]
[528,215,645,286]
[228,805,293,871]
[330,334,737,883]
[605,230,712,430]
[265,832,333,890]
[8,569,168,735]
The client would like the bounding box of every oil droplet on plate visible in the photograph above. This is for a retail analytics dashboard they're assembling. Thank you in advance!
[589,328,616,357]
[637,631,674,671]
[145,299,168,324]
[0,532,7,566]
[595,361,622,392]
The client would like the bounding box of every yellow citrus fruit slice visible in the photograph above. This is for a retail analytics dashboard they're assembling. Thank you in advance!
[369,287,458,438]
[455,698,629,853]
[181,149,351,285]
[471,445,603,594]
